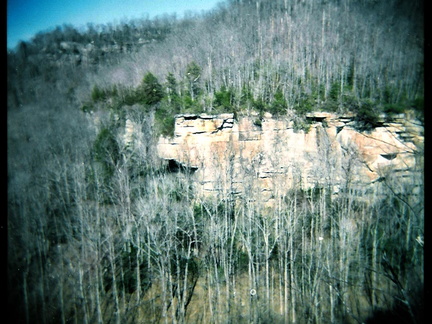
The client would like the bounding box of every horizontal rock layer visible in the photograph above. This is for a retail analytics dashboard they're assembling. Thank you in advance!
[156,112,423,201]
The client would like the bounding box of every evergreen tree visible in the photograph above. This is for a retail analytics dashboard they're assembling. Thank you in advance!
[166,72,178,99]
[93,126,119,180]
[270,89,287,115]
[139,72,164,106]
[165,72,181,112]
[186,62,201,101]
[214,85,235,111]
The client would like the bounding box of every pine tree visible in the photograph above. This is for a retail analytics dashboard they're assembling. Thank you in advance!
[139,72,164,106]
[186,62,201,101]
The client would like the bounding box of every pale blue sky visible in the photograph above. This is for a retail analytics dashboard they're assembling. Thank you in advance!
[7,0,222,50]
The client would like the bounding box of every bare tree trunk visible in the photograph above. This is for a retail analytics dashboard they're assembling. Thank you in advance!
[22,268,30,324]
[58,247,66,324]
[290,219,296,324]
[78,265,89,324]
[161,263,169,324]
[135,236,142,319]
[108,239,121,324]
[95,266,104,324]
[206,273,214,322]
[371,215,379,307]
[36,239,47,324]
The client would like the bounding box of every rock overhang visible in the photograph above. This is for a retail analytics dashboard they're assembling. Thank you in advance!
[155,111,423,201]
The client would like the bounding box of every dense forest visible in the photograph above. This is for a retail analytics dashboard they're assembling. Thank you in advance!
[7,0,424,323]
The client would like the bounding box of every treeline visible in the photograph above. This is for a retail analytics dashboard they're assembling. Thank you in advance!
[83,0,424,128]
[8,0,424,116]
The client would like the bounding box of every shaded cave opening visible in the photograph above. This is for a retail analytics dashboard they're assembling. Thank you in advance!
[166,159,198,174]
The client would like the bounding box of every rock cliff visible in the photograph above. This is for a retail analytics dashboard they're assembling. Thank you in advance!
[156,111,423,202]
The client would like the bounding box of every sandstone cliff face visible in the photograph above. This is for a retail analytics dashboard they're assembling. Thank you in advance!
[156,111,423,201]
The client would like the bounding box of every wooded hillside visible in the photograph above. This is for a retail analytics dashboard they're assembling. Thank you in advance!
[7,0,424,323]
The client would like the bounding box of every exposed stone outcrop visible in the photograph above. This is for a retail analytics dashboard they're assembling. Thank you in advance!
[157,111,423,201]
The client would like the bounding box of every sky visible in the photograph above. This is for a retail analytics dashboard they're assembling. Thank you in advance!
[7,0,222,50]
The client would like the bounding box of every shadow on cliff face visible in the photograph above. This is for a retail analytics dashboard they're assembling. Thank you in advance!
[167,159,198,174]
[365,286,424,324]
